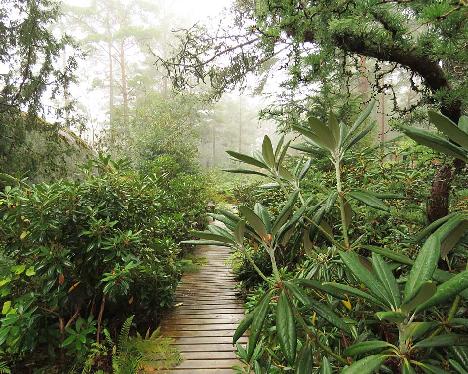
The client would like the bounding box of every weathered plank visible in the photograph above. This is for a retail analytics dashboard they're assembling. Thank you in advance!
[160,244,245,373]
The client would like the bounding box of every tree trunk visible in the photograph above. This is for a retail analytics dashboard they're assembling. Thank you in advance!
[120,39,129,126]
[238,95,242,153]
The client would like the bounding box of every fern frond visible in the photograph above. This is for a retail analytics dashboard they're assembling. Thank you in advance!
[117,315,134,354]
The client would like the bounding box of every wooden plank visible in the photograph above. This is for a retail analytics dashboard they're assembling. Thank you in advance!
[166,329,238,337]
[172,343,237,352]
[164,317,242,324]
[171,336,247,344]
[175,359,239,369]
[182,351,237,360]
[160,370,234,374]
[163,323,240,332]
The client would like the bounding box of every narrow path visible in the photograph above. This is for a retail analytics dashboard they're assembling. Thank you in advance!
[160,244,246,373]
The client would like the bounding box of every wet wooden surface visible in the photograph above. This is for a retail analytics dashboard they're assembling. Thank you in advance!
[160,245,245,373]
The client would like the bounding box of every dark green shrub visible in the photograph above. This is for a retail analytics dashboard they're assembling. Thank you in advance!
[0,157,208,369]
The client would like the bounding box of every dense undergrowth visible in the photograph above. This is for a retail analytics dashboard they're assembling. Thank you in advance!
[193,107,468,373]
[0,154,209,372]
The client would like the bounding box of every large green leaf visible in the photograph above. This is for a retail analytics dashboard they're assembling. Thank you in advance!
[308,117,336,150]
[348,100,375,135]
[403,235,441,303]
[293,125,329,152]
[307,297,352,334]
[226,150,268,169]
[328,112,341,149]
[414,334,468,349]
[363,245,412,265]
[339,251,390,306]
[192,230,235,244]
[416,271,468,312]
[411,213,459,243]
[348,190,388,211]
[271,191,298,236]
[323,282,384,306]
[276,290,297,364]
[248,290,273,360]
[233,312,254,344]
[343,120,375,152]
[432,214,468,258]
[428,110,468,149]
[342,354,387,374]
[372,254,401,308]
[224,168,269,177]
[262,135,275,167]
[400,125,467,162]
[295,341,314,374]
[320,356,332,374]
[234,220,246,244]
[239,206,268,240]
[344,340,394,357]
[401,281,437,313]
[284,282,351,334]
[254,203,272,233]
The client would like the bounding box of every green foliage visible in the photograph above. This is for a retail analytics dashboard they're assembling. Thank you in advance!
[0,155,207,371]
[191,107,468,372]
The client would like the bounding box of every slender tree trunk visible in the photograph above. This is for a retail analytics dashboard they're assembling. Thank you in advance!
[107,14,114,145]
[120,39,129,126]
[379,91,385,145]
[358,56,369,99]
[211,121,216,167]
[238,95,242,153]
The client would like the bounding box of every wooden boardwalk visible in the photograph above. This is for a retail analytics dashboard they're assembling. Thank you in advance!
[160,245,246,373]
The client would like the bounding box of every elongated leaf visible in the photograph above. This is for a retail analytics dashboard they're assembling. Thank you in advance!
[400,125,468,162]
[416,271,468,312]
[328,112,341,149]
[293,125,329,152]
[180,239,229,246]
[276,291,296,364]
[375,311,406,323]
[308,117,336,150]
[417,362,449,374]
[277,140,291,169]
[234,220,246,244]
[414,334,468,349]
[342,354,387,374]
[433,215,468,258]
[192,231,235,244]
[295,342,313,374]
[339,251,390,306]
[401,281,436,313]
[348,190,388,211]
[295,279,346,299]
[402,359,416,374]
[459,115,468,134]
[248,290,273,360]
[278,165,296,182]
[307,298,352,334]
[428,110,468,149]
[323,282,384,306]
[262,135,275,167]
[403,235,441,303]
[344,340,394,357]
[275,135,285,159]
[239,206,268,240]
[402,322,438,342]
[364,245,412,265]
[449,359,468,374]
[320,356,332,374]
[372,253,401,308]
[226,150,268,169]
[297,159,312,181]
[271,191,298,236]
[224,168,269,177]
[233,312,254,344]
[284,282,351,333]
[254,203,272,233]
[348,100,375,135]
[411,213,459,243]
[343,120,375,152]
